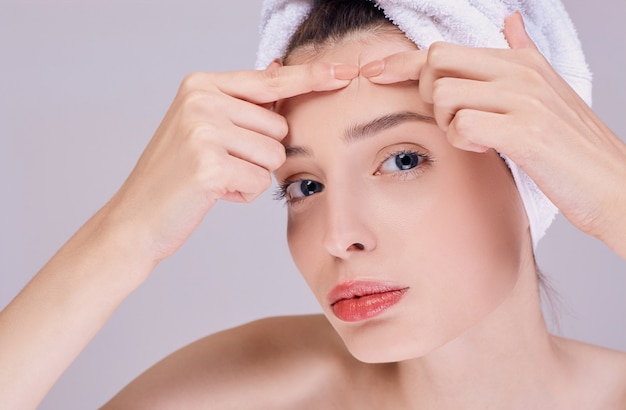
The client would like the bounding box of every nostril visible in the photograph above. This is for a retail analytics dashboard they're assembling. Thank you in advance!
[352,243,365,251]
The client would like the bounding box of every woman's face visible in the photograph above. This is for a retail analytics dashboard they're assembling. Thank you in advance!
[275,33,531,363]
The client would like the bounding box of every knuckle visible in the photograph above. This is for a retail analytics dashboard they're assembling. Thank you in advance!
[451,110,474,139]
[180,89,222,115]
[260,65,284,92]
[180,72,206,93]
[199,151,228,192]
[272,114,289,138]
[263,64,282,82]
[256,171,273,193]
[431,78,446,101]
[518,63,544,86]
[523,48,546,68]
[267,141,287,170]
[240,170,272,204]
[426,42,448,66]
[179,72,219,101]
[523,93,545,113]
[181,89,206,107]
[514,89,548,118]
[188,122,218,144]
[255,67,286,101]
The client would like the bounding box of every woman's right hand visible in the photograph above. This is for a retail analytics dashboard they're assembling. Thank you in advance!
[103,62,359,266]
[0,62,358,410]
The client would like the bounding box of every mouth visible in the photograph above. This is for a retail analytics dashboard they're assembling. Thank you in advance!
[328,281,409,322]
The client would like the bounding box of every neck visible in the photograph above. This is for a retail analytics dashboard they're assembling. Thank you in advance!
[386,256,567,408]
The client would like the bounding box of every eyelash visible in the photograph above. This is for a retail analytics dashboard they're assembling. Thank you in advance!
[273,181,292,202]
[274,149,433,205]
[376,149,433,180]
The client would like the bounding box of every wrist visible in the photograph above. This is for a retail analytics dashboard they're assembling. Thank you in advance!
[60,203,159,296]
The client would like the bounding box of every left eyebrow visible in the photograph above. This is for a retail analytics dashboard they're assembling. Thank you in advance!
[284,110,435,158]
[343,110,435,144]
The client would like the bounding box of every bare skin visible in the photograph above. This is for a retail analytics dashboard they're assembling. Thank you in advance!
[0,64,360,410]
[104,13,626,410]
[1,11,625,410]
[102,312,626,409]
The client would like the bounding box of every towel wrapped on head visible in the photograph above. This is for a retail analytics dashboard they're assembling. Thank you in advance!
[256,0,592,249]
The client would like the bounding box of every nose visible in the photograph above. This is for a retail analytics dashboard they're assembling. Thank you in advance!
[322,187,376,259]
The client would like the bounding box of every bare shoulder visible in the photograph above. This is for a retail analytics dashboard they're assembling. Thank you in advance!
[554,336,626,408]
[101,314,356,409]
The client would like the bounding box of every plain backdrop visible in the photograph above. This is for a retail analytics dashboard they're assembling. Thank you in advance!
[1,1,624,408]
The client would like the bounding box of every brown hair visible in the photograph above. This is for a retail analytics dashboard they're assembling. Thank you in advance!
[284,0,399,62]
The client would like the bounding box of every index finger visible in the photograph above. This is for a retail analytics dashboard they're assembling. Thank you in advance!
[361,50,428,84]
[213,62,360,104]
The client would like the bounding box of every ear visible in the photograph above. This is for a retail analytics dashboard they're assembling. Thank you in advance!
[503,11,538,50]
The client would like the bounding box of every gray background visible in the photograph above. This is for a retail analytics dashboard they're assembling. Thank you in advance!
[1,1,624,408]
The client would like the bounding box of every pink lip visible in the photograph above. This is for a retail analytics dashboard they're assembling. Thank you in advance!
[328,281,409,322]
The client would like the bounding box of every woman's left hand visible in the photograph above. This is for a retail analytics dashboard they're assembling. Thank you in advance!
[361,12,626,259]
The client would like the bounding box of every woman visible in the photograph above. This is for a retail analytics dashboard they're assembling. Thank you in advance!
[1,0,625,408]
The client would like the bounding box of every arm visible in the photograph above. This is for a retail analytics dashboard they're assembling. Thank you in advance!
[0,205,152,409]
[0,63,358,409]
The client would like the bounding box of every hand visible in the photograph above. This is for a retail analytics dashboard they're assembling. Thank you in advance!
[103,62,359,265]
[361,12,626,258]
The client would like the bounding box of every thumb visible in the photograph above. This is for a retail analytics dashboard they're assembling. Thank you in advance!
[503,11,538,50]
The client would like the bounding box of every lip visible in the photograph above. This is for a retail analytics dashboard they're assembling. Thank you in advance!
[328,281,409,322]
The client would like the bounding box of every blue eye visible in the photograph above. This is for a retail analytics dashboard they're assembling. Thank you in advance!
[379,151,423,173]
[285,179,324,200]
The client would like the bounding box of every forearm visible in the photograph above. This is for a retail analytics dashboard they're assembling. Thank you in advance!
[591,131,626,261]
[599,194,626,261]
[0,207,154,409]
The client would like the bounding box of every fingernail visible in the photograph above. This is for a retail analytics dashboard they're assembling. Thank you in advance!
[360,60,384,78]
[332,64,359,80]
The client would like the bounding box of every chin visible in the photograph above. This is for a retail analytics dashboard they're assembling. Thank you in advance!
[344,337,441,364]
[330,317,451,364]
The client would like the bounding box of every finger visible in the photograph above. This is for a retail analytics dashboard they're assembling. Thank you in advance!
[503,11,539,50]
[502,14,594,123]
[445,108,547,157]
[431,77,508,131]
[228,97,289,140]
[221,127,286,172]
[446,109,501,153]
[418,42,513,103]
[213,62,360,104]
[215,155,273,203]
[361,50,427,84]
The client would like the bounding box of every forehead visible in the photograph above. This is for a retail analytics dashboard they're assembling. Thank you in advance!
[278,35,432,142]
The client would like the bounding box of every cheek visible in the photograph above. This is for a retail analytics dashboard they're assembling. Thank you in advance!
[286,208,327,300]
[444,156,525,304]
[376,151,527,327]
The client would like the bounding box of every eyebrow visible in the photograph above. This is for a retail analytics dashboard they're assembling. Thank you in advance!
[285,110,435,158]
[344,111,435,144]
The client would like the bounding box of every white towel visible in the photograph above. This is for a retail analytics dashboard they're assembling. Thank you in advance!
[256,0,593,249]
